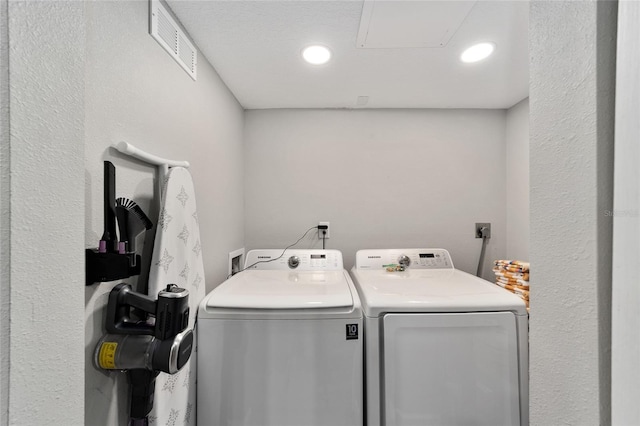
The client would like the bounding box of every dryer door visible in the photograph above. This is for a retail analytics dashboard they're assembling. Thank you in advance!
[382,312,521,426]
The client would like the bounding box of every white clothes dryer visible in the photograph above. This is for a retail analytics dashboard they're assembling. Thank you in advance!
[198,249,363,426]
[350,249,528,426]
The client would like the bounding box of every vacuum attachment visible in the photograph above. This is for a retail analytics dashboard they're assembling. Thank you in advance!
[100,161,118,253]
[115,197,153,262]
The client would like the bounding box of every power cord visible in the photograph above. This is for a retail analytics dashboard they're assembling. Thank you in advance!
[227,225,319,278]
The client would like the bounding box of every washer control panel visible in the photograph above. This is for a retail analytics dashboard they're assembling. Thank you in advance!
[355,249,453,270]
[245,249,343,271]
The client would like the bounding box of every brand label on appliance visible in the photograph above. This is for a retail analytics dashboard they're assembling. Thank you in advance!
[346,324,359,340]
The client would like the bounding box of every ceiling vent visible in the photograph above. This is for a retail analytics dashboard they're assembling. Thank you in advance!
[150,0,197,80]
[357,0,477,49]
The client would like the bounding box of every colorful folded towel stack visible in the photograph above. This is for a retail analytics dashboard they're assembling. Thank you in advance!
[493,260,530,310]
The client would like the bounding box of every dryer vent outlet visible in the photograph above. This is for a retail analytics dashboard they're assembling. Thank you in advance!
[228,248,245,276]
[475,223,491,239]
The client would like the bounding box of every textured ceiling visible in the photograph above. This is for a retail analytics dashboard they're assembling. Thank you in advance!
[167,0,529,109]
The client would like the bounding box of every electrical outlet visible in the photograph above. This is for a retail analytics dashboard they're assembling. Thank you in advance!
[318,221,330,239]
[475,223,491,239]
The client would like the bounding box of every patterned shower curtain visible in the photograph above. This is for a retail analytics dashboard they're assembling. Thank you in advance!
[147,167,205,426]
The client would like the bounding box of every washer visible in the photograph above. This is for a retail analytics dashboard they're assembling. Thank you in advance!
[198,249,363,426]
[350,249,528,426]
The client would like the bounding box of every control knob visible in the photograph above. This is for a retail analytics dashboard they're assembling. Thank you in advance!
[398,255,411,268]
[288,256,300,269]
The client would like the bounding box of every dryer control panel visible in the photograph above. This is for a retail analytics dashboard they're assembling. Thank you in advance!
[245,249,343,271]
[355,249,454,270]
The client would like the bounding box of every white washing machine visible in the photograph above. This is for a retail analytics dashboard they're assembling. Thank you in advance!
[198,249,363,426]
[350,249,529,426]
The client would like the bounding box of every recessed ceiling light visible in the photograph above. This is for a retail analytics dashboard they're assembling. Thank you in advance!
[302,45,331,65]
[460,42,495,63]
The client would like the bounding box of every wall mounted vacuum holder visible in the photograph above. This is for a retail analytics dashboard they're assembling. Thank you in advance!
[86,161,152,286]
[85,249,141,285]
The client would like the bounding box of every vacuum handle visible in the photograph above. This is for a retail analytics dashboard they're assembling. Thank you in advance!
[106,284,156,336]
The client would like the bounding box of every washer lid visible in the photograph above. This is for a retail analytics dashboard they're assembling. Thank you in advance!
[206,270,354,309]
[351,268,527,316]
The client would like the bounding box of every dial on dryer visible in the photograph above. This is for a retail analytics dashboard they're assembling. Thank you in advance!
[398,255,411,268]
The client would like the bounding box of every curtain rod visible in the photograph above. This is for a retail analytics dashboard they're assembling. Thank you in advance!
[113,141,190,169]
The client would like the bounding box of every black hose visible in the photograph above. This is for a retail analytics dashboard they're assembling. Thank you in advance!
[476,235,489,277]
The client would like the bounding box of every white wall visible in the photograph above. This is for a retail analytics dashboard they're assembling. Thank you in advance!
[530,1,616,424]
[505,98,530,261]
[244,109,507,278]
[0,0,9,423]
[612,1,640,423]
[3,1,86,425]
[83,2,244,424]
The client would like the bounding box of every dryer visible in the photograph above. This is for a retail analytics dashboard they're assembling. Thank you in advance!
[350,249,528,426]
[198,249,363,426]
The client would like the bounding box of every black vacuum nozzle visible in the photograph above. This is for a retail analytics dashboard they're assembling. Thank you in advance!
[100,161,118,253]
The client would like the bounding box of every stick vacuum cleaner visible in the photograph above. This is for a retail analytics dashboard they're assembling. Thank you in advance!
[95,283,193,425]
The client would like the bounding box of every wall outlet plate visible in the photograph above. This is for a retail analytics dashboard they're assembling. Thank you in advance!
[318,221,330,239]
[475,223,491,238]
